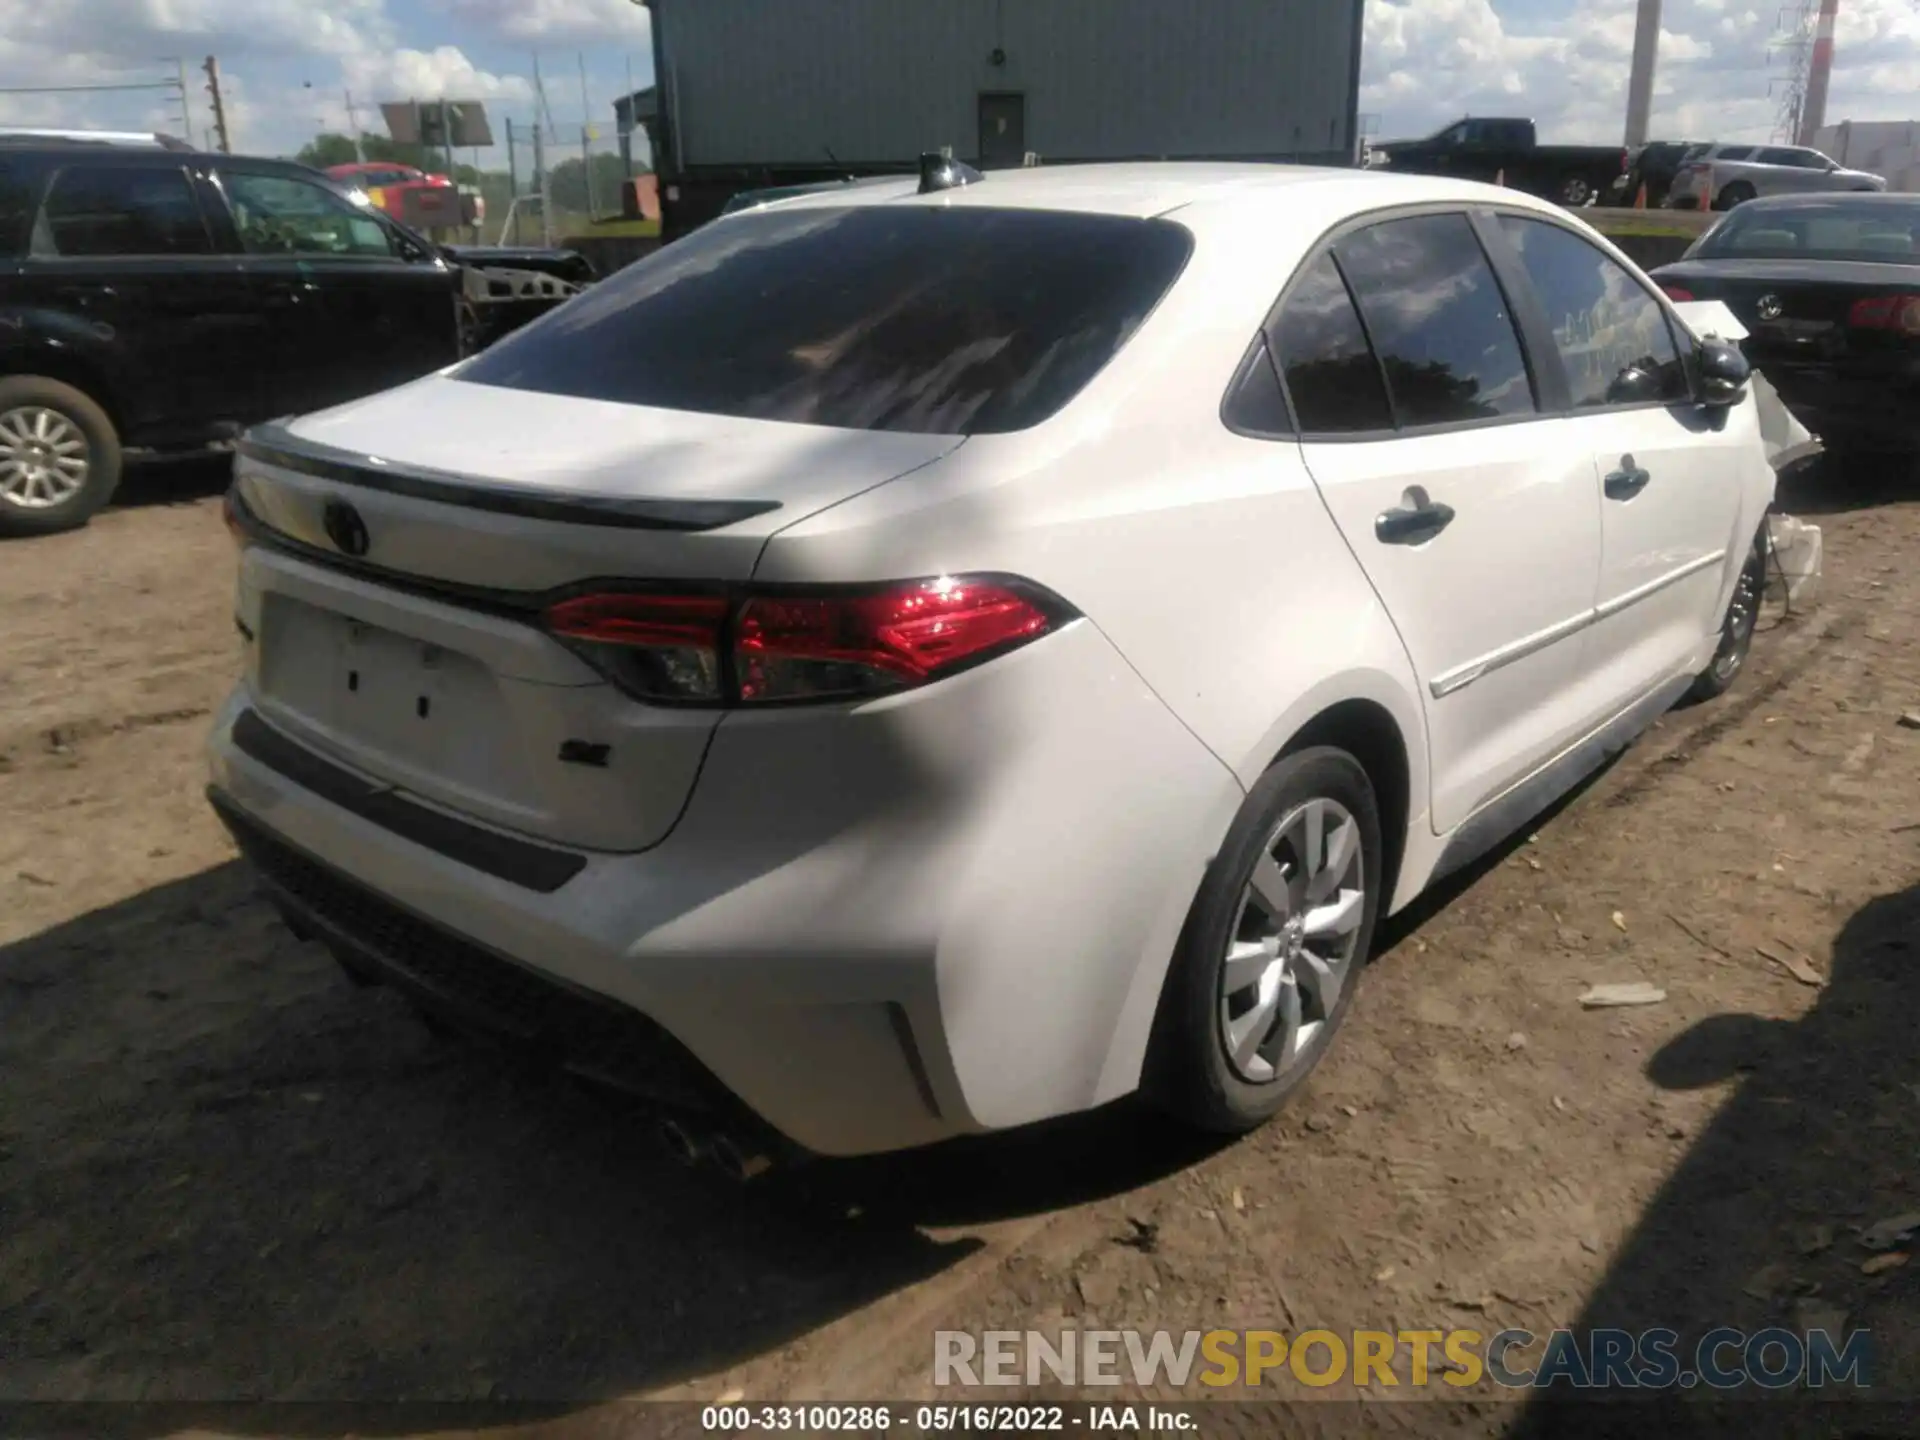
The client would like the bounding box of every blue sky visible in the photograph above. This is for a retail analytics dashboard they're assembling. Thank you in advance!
[2,0,1918,164]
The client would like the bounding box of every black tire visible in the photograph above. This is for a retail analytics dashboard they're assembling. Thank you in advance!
[1688,525,1768,702]
[1714,182,1756,211]
[0,375,122,538]
[1557,174,1594,207]
[1149,746,1384,1133]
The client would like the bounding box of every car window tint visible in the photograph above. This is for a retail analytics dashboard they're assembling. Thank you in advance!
[0,159,37,256]
[1716,145,1755,162]
[1220,334,1293,438]
[1269,251,1391,433]
[38,165,210,257]
[1496,215,1687,408]
[1333,214,1535,426]
[458,206,1194,436]
[221,171,394,258]
[1694,200,1920,261]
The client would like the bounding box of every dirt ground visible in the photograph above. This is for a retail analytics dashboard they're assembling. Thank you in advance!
[3,456,1918,1434]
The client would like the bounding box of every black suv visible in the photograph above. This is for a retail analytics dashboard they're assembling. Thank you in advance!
[0,142,542,536]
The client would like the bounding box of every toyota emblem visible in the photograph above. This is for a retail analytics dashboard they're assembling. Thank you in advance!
[1757,294,1784,321]
[322,498,370,557]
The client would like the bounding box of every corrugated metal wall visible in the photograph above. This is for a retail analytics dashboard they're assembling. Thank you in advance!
[654,0,1361,169]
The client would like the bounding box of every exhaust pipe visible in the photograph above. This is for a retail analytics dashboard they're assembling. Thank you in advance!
[658,1116,709,1168]
[711,1132,775,1182]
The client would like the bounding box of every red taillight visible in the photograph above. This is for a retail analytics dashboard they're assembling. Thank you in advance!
[1660,284,1696,302]
[541,577,1071,707]
[736,578,1056,703]
[1847,294,1920,335]
[543,591,728,702]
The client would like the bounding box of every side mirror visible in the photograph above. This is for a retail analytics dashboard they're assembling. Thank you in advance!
[1697,339,1750,407]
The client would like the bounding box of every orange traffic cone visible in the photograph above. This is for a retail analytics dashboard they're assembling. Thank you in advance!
[1634,180,1649,209]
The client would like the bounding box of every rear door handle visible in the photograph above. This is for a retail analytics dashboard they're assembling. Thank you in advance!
[1605,454,1652,500]
[1374,486,1456,546]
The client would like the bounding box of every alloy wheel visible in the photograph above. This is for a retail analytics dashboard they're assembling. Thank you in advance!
[0,406,90,510]
[1711,535,1767,683]
[1218,796,1367,1084]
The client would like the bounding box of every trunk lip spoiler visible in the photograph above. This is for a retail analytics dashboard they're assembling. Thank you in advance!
[235,420,784,533]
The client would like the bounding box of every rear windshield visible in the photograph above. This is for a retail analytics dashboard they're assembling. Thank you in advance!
[1692,198,1920,263]
[457,205,1194,435]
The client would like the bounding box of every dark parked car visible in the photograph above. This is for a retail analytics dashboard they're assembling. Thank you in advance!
[1650,193,1920,454]
[0,140,590,537]
[1608,139,1708,208]
[1365,116,1629,208]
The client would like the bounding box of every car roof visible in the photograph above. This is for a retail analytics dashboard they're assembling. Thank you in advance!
[1728,190,1915,209]
[751,160,1572,227]
[0,144,320,177]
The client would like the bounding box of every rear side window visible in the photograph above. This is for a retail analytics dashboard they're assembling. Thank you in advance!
[37,165,211,257]
[0,159,37,257]
[1496,216,1687,408]
[1333,214,1536,426]
[1715,146,1755,162]
[457,206,1195,435]
[1270,251,1392,434]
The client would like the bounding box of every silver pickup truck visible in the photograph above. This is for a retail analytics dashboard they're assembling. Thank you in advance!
[1667,141,1886,211]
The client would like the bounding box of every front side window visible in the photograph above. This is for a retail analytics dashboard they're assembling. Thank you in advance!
[457,205,1194,436]
[1333,213,1536,427]
[36,165,211,257]
[1270,251,1392,434]
[220,171,395,257]
[1496,215,1687,408]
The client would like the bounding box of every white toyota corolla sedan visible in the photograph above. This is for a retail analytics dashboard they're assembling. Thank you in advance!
[209,160,1782,1166]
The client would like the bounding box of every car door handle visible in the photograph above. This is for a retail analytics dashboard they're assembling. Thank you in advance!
[263,280,319,305]
[1374,486,1456,546]
[1605,455,1652,500]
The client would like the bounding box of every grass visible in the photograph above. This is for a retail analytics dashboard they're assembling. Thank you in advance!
[1587,207,1715,239]
[579,216,662,237]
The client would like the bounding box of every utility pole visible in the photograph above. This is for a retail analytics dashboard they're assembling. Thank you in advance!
[1623,0,1661,147]
[1797,0,1840,146]
[202,55,232,153]
[578,52,597,218]
[168,56,195,148]
[344,88,365,161]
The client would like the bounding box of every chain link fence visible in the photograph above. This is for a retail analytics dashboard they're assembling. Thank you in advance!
[493,119,647,246]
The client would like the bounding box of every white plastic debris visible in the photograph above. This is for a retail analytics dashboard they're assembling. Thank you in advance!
[1767,514,1823,609]
[1579,982,1668,1008]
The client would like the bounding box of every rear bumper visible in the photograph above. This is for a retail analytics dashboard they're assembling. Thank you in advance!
[205,619,1242,1157]
[1759,362,1920,452]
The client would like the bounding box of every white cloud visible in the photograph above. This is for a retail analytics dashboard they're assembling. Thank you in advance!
[343,46,532,106]
[426,0,651,47]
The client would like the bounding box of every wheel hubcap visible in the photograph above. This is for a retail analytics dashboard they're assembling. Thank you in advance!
[1713,540,1766,679]
[1219,796,1366,1084]
[0,407,90,510]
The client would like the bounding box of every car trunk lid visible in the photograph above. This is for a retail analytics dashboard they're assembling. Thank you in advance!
[1657,259,1920,365]
[230,375,962,854]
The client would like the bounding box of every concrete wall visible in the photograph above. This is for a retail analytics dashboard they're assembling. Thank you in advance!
[652,0,1363,170]
[1813,120,1920,192]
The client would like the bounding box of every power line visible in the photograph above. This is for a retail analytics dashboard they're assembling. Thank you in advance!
[0,81,178,94]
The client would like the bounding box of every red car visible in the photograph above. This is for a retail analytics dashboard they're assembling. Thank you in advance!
[325,161,468,229]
